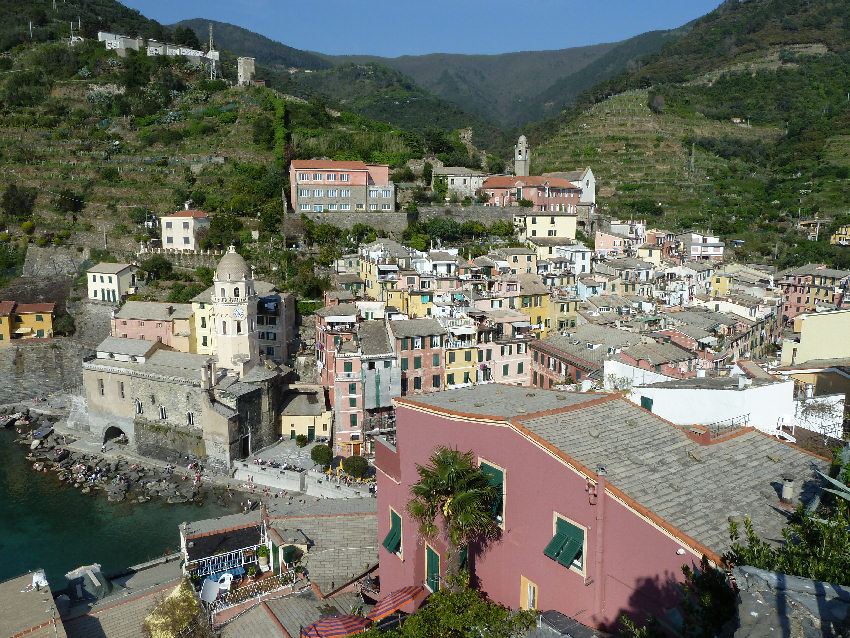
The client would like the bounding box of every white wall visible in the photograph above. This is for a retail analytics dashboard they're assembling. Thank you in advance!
[603,359,672,391]
[632,380,795,431]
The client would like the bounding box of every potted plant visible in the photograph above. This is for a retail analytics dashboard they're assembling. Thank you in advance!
[257,544,269,568]
[242,547,256,559]
[247,566,257,580]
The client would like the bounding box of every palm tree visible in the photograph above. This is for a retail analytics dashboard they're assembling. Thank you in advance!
[408,446,501,590]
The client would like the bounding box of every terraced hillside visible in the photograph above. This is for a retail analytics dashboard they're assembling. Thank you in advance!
[533,89,782,226]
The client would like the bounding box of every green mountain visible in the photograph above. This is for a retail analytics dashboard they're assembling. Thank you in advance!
[172,18,333,72]
[532,0,850,269]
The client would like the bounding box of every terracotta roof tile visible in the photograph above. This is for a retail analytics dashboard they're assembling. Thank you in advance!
[164,209,209,218]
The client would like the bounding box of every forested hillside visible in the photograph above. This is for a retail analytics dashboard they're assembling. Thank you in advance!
[533,0,850,268]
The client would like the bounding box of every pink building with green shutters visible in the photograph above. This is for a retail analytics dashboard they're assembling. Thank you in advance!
[374,384,824,631]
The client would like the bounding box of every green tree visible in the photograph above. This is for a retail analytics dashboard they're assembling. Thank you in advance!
[361,585,535,638]
[53,188,84,215]
[251,115,274,151]
[195,266,214,288]
[295,434,309,448]
[422,161,433,186]
[53,313,76,336]
[342,455,369,479]
[2,184,37,220]
[310,444,333,469]
[140,255,173,280]
[408,447,501,587]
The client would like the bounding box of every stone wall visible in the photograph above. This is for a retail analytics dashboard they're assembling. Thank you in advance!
[304,205,515,237]
[22,245,89,277]
[0,339,91,405]
[135,418,206,461]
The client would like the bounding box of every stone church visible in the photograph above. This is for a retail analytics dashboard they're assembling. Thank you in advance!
[80,248,290,470]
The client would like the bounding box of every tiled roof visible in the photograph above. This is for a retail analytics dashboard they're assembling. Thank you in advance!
[314,303,358,318]
[389,318,446,338]
[519,395,825,554]
[163,209,209,218]
[15,303,55,314]
[359,320,393,356]
[0,301,16,315]
[483,175,578,189]
[95,336,157,357]
[537,324,642,366]
[114,301,192,321]
[86,262,136,274]
[291,160,370,170]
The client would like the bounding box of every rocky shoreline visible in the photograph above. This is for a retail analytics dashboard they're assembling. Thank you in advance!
[3,406,239,508]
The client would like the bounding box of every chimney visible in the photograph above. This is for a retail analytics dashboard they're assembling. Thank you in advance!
[738,375,746,390]
[781,476,795,505]
[696,369,706,378]
[184,201,190,210]
[201,365,210,390]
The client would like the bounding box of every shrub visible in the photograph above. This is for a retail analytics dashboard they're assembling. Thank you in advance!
[20,220,35,235]
[295,434,309,448]
[342,455,369,479]
[310,444,333,469]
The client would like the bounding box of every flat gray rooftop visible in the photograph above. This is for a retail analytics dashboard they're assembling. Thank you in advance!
[398,384,604,418]
[0,572,67,638]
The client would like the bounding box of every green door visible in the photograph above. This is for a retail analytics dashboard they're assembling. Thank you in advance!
[290,429,295,440]
[426,545,440,592]
[307,426,315,442]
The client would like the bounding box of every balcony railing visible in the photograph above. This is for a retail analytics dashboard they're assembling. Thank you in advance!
[186,541,266,578]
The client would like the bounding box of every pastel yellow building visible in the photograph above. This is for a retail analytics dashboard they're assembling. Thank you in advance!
[513,211,577,243]
[829,224,850,246]
[780,308,850,366]
[711,273,734,298]
[636,245,662,267]
[549,296,580,331]
[190,289,216,355]
[280,387,333,441]
[0,302,55,344]
[445,346,477,388]
[386,290,434,318]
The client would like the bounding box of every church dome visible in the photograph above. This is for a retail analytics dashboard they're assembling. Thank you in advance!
[215,245,252,282]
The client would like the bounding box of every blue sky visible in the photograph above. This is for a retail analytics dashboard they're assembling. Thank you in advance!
[121,0,722,57]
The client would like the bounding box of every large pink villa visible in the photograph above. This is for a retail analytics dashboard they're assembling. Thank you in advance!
[374,384,824,630]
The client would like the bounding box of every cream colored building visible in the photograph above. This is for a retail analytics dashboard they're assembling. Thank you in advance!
[513,210,577,243]
[87,263,138,303]
[160,207,210,252]
[780,308,850,366]
[211,246,260,373]
[636,245,662,267]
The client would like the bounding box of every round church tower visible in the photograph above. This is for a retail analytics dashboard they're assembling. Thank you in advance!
[212,246,259,372]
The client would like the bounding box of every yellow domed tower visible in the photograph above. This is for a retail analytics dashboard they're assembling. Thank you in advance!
[212,246,259,373]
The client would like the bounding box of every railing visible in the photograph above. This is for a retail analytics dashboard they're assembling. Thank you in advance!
[445,339,474,349]
[188,542,265,578]
[704,413,749,436]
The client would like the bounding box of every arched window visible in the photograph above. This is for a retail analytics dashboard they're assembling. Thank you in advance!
[234,287,240,298]
[222,320,227,335]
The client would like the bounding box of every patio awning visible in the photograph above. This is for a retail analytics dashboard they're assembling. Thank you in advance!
[14,327,32,334]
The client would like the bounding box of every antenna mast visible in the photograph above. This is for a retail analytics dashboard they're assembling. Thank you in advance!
[207,23,216,81]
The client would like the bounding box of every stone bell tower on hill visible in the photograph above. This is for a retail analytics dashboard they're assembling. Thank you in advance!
[514,134,530,177]
[212,246,259,374]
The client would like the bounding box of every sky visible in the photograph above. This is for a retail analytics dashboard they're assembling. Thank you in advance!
[120,0,722,57]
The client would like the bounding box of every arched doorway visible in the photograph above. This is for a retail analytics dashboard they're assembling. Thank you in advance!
[103,426,128,445]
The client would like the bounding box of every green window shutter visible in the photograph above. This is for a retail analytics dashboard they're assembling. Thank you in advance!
[433,353,440,366]
[414,356,422,369]
[503,364,509,376]
[518,362,524,374]
[459,545,468,571]
[464,372,471,384]
[465,350,472,362]
[401,358,408,371]
[344,361,352,373]
[534,351,539,363]
[449,351,455,363]
[480,462,504,522]
[544,518,584,568]
[426,545,440,591]
[382,510,402,554]
[349,398,357,407]
[447,373,455,385]
[477,350,483,363]
[349,383,356,394]
[486,349,492,361]
[401,338,408,351]
[385,360,392,368]
[641,396,653,412]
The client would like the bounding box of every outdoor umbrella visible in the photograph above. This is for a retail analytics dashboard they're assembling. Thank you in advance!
[300,614,372,638]
[365,585,426,622]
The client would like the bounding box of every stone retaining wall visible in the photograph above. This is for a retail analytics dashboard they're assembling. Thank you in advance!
[233,464,369,499]
[304,205,515,237]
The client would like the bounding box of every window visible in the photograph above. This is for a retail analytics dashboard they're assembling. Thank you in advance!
[384,360,392,368]
[299,189,310,197]
[340,173,349,182]
[426,545,440,591]
[312,173,322,180]
[521,576,538,611]
[543,516,584,571]
[344,361,353,373]
[340,189,351,197]
[401,358,408,371]
[298,172,309,181]
[98,379,104,396]
[165,221,172,229]
[503,364,509,376]
[414,356,422,369]
[479,460,504,523]
[327,189,338,197]
[414,377,422,390]
[369,189,379,198]
[432,375,440,388]
[166,236,174,244]
[300,204,310,211]
[136,400,143,414]
[326,173,336,181]
[340,204,351,211]
[382,509,402,555]
[313,205,324,212]
[464,350,472,362]
[448,351,455,363]
[382,203,391,210]
[401,338,408,351]
[202,336,207,347]
[382,189,391,198]
[187,411,194,426]
[349,397,357,407]
[349,383,356,394]
[159,406,167,420]
[432,353,440,366]
[447,373,455,385]
[369,204,378,211]
[640,396,653,412]
[313,189,323,197]
[350,413,357,429]
[119,382,125,399]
